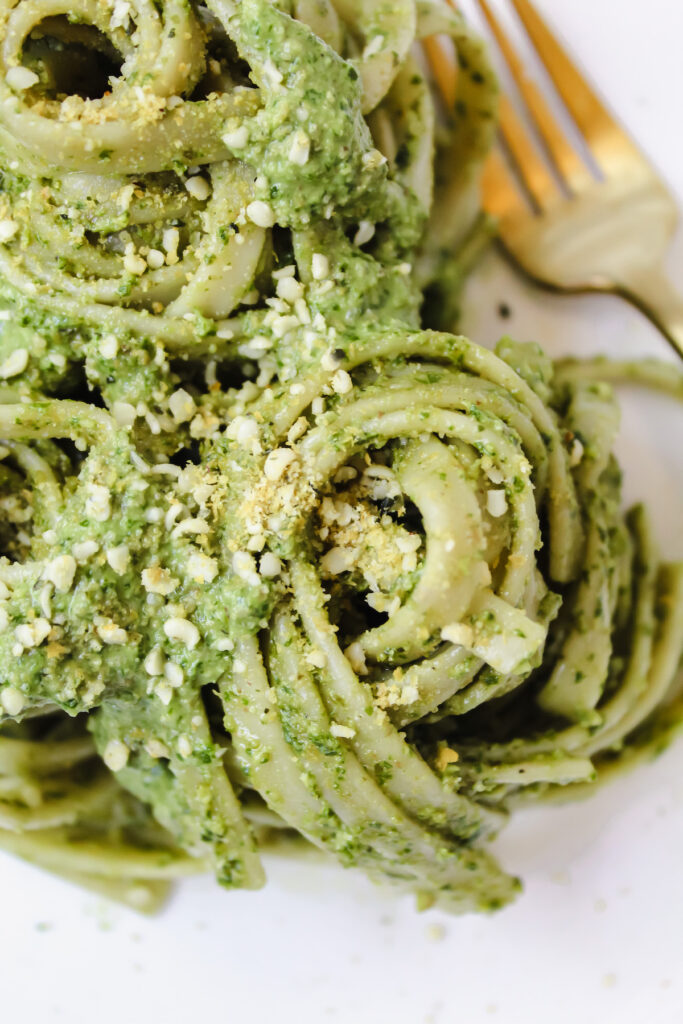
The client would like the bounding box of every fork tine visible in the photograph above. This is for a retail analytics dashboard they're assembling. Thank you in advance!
[423,21,557,212]
[508,0,643,175]
[496,94,559,211]
[423,25,557,212]
[475,0,593,193]
[481,149,531,222]
[422,36,458,110]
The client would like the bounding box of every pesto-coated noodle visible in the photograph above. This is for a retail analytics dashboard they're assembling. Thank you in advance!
[0,0,681,913]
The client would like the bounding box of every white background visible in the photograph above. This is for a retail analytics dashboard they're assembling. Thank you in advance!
[2,2,683,1022]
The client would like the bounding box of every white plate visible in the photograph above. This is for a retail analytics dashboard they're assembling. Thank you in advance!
[2,2,682,1021]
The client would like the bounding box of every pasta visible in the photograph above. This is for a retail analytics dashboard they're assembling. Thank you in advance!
[0,0,681,914]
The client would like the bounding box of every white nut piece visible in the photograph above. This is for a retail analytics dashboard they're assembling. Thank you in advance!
[263,447,296,481]
[276,276,304,303]
[15,618,51,648]
[85,484,111,522]
[6,66,39,90]
[1,686,26,716]
[144,648,165,676]
[99,334,118,359]
[106,545,130,575]
[259,552,282,578]
[164,661,184,688]
[43,554,77,593]
[168,388,196,424]
[330,722,356,739]
[177,735,193,758]
[331,369,352,395]
[246,200,276,228]
[486,489,508,518]
[96,621,128,645]
[222,125,249,149]
[103,739,130,772]
[141,566,178,595]
[353,220,375,246]
[164,616,200,650]
[288,130,310,166]
[311,253,329,280]
[441,622,474,648]
[185,175,211,201]
[187,551,218,584]
[0,347,28,378]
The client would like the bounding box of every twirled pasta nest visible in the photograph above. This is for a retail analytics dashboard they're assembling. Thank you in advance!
[0,0,681,913]
[0,0,494,364]
[0,326,680,911]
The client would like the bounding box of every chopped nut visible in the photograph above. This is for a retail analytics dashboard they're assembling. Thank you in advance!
[1,686,26,716]
[570,438,584,467]
[185,175,211,201]
[344,641,367,676]
[162,227,180,265]
[331,369,352,395]
[96,620,128,645]
[122,243,147,276]
[106,545,130,575]
[43,554,77,593]
[15,619,51,648]
[288,130,310,166]
[144,649,165,675]
[103,738,129,772]
[276,276,304,303]
[246,200,275,228]
[353,220,375,246]
[0,220,19,244]
[145,738,170,759]
[85,484,111,522]
[6,66,39,90]
[141,566,179,596]
[0,348,28,378]
[311,253,329,280]
[232,550,260,585]
[177,735,193,758]
[99,335,118,359]
[168,388,196,424]
[72,540,99,562]
[259,552,282,577]
[330,722,356,739]
[306,648,327,669]
[222,125,249,149]
[164,661,184,687]
[320,547,354,575]
[187,551,218,584]
[146,249,165,270]
[112,401,136,427]
[486,489,508,518]
[264,447,296,481]
[441,623,474,648]
[164,616,200,650]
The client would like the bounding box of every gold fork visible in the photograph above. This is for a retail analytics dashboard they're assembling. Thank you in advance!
[429,0,683,359]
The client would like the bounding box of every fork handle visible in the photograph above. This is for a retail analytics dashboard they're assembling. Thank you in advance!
[619,265,683,361]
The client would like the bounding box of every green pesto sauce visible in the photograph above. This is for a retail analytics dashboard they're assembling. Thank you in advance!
[0,0,543,912]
